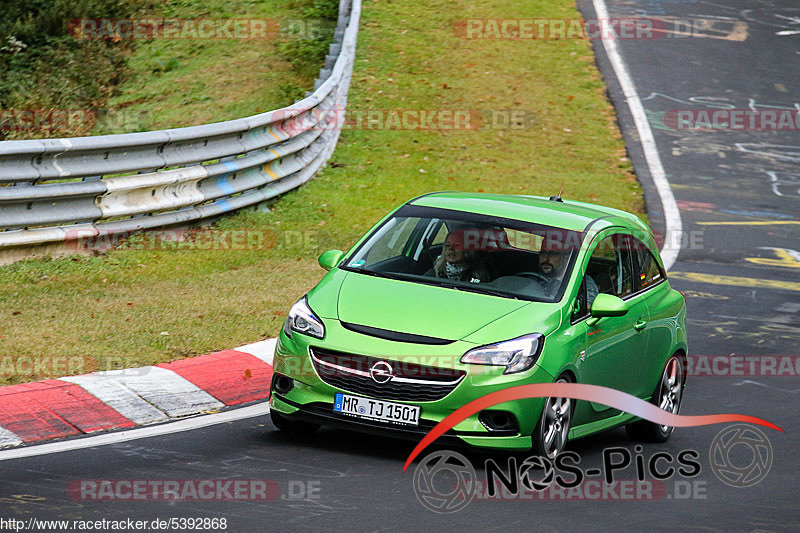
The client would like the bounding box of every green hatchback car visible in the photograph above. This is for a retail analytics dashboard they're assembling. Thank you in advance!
[269,192,688,457]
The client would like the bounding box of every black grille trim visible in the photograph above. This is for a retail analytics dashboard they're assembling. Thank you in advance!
[340,321,455,345]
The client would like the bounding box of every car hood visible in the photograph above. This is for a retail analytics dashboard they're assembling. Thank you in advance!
[325,271,539,341]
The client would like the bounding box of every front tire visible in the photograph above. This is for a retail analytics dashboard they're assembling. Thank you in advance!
[532,376,573,459]
[626,354,685,442]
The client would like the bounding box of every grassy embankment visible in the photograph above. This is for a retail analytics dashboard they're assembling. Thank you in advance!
[0,0,641,385]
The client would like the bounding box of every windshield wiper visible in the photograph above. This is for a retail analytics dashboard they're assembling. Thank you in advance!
[447,284,520,300]
[418,277,520,300]
[351,268,400,281]
[351,268,431,285]
[351,268,525,300]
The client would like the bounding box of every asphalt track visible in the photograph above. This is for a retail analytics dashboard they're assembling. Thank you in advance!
[1,0,799,531]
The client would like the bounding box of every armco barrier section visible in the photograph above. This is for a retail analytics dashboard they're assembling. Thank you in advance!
[0,0,360,250]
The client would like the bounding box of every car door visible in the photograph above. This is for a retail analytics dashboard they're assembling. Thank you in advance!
[630,235,676,395]
[576,232,650,417]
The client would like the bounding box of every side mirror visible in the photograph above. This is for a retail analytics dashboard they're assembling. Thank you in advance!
[586,293,628,327]
[318,249,344,271]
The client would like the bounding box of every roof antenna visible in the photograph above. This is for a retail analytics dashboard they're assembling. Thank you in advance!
[549,183,564,202]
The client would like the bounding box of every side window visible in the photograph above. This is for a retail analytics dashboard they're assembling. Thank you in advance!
[586,234,634,300]
[631,237,665,291]
[572,279,589,320]
[573,234,634,321]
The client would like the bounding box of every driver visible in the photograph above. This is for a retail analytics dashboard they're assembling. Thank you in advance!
[539,239,598,306]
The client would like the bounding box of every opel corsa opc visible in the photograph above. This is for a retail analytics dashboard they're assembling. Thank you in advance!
[269,192,688,457]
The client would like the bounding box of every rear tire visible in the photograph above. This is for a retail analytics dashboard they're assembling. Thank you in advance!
[532,376,573,459]
[626,354,685,442]
[270,410,320,435]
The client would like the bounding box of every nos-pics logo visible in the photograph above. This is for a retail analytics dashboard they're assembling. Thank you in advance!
[413,450,476,513]
[413,424,773,513]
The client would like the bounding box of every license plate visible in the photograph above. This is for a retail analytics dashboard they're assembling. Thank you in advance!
[333,393,420,426]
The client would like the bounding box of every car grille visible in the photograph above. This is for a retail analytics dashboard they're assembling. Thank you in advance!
[309,347,466,402]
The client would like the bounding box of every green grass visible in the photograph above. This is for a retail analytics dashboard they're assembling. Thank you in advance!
[0,0,137,141]
[94,0,337,133]
[0,0,641,385]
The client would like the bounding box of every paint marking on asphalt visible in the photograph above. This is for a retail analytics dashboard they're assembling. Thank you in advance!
[746,247,800,269]
[734,380,800,394]
[60,374,169,426]
[593,0,683,271]
[777,302,800,313]
[236,338,276,366]
[0,403,270,462]
[670,272,800,292]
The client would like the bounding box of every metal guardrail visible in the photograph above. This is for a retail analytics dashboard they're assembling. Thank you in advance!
[0,0,360,250]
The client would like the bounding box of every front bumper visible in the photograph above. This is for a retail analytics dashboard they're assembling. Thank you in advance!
[269,323,556,451]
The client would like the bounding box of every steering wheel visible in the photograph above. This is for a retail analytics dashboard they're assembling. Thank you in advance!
[515,271,550,285]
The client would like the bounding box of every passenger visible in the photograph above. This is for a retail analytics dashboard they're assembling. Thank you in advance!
[432,230,490,283]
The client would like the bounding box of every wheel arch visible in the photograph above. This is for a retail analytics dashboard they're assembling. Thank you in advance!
[673,348,688,390]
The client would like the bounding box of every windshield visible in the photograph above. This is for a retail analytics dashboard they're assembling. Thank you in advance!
[340,204,583,302]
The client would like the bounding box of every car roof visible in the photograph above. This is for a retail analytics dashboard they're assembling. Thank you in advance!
[408,191,651,234]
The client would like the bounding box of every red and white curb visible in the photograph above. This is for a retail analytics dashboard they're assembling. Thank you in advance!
[0,339,276,449]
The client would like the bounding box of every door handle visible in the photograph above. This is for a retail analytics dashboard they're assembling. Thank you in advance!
[634,320,647,331]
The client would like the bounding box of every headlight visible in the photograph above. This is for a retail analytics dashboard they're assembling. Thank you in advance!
[283,296,325,339]
[460,333,544,374]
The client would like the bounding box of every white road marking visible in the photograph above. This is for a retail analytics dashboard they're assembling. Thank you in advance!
[775,14,800,26]
[84,366,224,418]
[0,426,23,449]
[0,403,270,462]
[593,0,683,271]
[687,14,740,21]
[760,246,800,262]
[777,302,800,313]
[60,374,170,425]
[236,338,276,366]
[734,380,800,394]
[736,143,800,162]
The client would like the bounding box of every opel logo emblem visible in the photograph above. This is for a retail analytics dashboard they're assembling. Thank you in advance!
[370,361,393,384]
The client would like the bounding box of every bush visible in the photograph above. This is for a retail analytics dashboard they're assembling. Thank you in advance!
[0,0,139,139]
[276,0,338,77]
